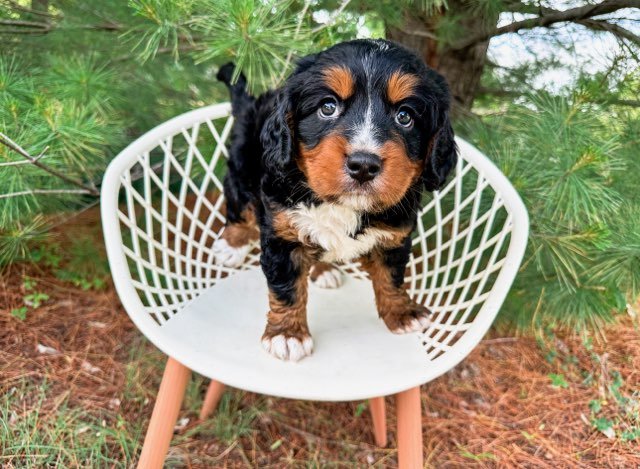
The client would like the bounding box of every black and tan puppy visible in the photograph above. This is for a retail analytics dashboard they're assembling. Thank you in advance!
[212,39,457,361]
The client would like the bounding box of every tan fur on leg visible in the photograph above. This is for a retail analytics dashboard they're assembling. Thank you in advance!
[361,251,432,333]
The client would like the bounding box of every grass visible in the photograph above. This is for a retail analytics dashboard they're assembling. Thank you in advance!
[0,381,142,467]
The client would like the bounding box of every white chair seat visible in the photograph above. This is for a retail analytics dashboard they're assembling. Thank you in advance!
[102,103,528,405]
[152,268,434,401]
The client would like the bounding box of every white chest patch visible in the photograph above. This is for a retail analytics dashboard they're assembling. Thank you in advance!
[287,203,393,263]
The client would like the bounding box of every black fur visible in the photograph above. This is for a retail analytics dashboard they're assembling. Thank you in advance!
[217,40,457,306]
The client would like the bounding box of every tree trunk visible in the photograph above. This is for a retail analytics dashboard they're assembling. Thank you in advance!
[386,2,498,114]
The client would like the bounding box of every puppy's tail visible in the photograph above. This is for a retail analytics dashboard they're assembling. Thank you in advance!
[216,62,252,115]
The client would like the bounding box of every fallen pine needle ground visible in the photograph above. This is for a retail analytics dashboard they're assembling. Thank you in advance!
[1,214,639,467]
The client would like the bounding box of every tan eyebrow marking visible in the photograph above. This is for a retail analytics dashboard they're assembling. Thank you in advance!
[322,66,355,100]
[387,71,420,104]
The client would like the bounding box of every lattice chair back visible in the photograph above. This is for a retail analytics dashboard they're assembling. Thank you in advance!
[102,102,528,376]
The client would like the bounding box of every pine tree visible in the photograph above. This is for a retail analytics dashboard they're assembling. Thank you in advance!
[1,0,639,331]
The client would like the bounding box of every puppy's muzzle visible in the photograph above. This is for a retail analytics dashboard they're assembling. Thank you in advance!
[346,151,381,184]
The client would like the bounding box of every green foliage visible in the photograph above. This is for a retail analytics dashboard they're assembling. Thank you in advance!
[458,446,497,461]
[181,391,261,444]
[53,237,110,290]
[10,306,28,320]
[461,90,640,331]
[9,276,50,321]
[354,401,367,417]
[193,0,310,90]
[537,331,640,443]
[126,0,195,61]
[0,216,50,265]
[588,369,640,441]
[0,0,358,265]
[548,373,569,389]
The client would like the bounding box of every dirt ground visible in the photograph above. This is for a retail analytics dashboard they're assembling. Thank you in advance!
[1,217,639,467]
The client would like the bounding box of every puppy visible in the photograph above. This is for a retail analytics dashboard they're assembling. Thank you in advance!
[213,39,457,361]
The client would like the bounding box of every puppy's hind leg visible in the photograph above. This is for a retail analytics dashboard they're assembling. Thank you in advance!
[213,206,258,268]
[212,141,261,268]
[213,62,261,268]
[213,158,260,268]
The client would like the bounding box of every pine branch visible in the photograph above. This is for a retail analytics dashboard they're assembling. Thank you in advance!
[0,159,45,167]
[402,28,438,39]
[0,18,123,34]
[0,189,93,200]
[576,18,640,44]
[478,87,640,107]
[278,0,312,82]
[608,98,640,107]
[0,28,47,34]
[450,0,640,50]
[0,19,50,29]
[112,43,206,62]
[0,132,99,197]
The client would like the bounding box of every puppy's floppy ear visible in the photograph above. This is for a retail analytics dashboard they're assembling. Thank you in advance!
[260,53,318,174]
[422,110,458,192]
[261,91,293,173]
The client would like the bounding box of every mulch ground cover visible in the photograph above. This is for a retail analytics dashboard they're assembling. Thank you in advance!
[1,212,639,467]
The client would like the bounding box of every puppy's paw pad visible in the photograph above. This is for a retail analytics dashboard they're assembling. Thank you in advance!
[212,238,250,268]
[310,266,343,289]
[262,335,313,362]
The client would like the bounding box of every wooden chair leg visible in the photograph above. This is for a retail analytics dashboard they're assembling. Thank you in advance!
[396,386,423,469]
[138,357,191,469]
[199,379,226,420]
[369,396,387,447]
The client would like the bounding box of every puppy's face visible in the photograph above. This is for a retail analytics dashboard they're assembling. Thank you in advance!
[284,39,455,211]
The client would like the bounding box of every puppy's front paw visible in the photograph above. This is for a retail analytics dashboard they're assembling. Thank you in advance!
[212,238,251,267]
[309,262,343,289]
[261,334,313,362]
[383,302,432,334]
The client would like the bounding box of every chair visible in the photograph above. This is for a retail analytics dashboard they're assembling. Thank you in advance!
[101,102,528,468]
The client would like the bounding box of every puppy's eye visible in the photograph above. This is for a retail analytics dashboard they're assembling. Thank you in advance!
[318,98,339,118]
[395,108,413,128]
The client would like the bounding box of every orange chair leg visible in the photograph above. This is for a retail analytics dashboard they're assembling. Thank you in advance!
[396,386,423,469]
[369,396,387,447]
[138,357,191,469]
[199,379,226,420]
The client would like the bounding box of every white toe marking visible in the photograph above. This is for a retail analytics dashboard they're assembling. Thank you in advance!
[262,335,314,361]
[311,267,343,289]
[302,336,314,355]
[286,338,306,362]
[392,315,431,334]
[212,238,250,268]
[418,316,431,327]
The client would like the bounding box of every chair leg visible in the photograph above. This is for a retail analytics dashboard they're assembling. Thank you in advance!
[199,379,226,420]
[369,396,387,447]
[138,357,191,469]
[395,386,423,469]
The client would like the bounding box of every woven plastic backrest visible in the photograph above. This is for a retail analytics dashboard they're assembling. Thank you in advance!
[102,103,528,363]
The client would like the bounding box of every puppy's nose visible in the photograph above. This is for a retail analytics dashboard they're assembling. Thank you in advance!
[346,152,381,183]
